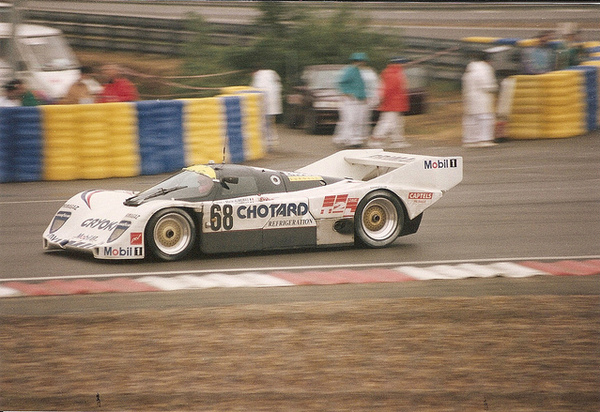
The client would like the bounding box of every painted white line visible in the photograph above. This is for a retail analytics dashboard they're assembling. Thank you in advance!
[455,263,501,278]
[428,264,478,279]
[137,276,185,291]
[488,262,550,278]
[202,273,255,288]
[236,272,294,287]
[2,255,599,283]
[395,266,441,281]
[174,275,223,289]
[0,199,66,205]
[0,286,21,297]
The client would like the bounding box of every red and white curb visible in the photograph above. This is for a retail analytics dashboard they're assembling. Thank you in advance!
[1,259,599,298]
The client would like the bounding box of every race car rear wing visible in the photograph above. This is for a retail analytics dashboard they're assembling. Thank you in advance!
[296,149,463,192]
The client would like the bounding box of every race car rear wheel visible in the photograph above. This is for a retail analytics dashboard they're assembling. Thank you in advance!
[146,208,196,261]
[355,191,404,248]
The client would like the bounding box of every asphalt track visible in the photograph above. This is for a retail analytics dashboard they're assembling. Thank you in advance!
[1,126,599,313]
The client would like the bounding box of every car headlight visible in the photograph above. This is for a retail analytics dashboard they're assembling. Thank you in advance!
[107,220,132,243]
[49,211,71,233]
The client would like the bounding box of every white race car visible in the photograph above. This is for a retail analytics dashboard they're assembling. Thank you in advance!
[43,149,463,261]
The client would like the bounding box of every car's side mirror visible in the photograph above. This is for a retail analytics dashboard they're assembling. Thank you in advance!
[220,177,239,189]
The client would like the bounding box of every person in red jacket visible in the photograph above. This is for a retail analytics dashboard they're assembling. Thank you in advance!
[97,64,139,103]
[368,57,411,149]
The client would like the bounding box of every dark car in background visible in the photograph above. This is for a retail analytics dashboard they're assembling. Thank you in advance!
[285,64,427,134]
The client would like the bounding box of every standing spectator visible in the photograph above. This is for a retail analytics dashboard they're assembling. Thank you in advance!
[333,52,368,148]
[60,66,102,104]
[462,51,498,148]
[2,79,39,106]
[368,57,411,149]
[0,85,17,107]
[522,31,555,74]
[97,64,139,103]
[360,63,380,140]
[563,30,587,67]
[251,66,282,150]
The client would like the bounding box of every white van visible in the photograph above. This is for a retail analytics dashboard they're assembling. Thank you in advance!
[0,22,80,101]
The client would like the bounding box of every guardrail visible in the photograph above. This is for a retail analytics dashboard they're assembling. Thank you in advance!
[23,9,472,80]
[24,10,259,55]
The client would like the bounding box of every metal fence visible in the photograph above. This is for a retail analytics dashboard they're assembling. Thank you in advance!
[23,9,475,80]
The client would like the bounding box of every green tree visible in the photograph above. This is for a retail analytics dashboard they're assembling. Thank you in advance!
[179,14,248,97]
[181,3,405,96]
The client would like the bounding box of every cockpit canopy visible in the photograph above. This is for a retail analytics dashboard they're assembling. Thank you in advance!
[124,164,344,206]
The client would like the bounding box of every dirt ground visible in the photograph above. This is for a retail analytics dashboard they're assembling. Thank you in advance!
[1,295,598,411]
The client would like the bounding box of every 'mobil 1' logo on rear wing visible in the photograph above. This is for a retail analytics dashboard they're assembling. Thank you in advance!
[424,159,458,169]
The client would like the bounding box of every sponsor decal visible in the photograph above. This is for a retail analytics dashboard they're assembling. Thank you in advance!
[209,202,310,231]
[288,175,323,182]
[130,232,143,245]
[236,202,309,220]
[424,158,458,170]
[258,196,274,202]
[75,233,99,242]
[67,240,95,249]
[102,246,144,257]
[49,211,71,233]
[46,233,64,243]
[408,192,433,200]
[125,213,141,220]
[266,218,314,228]
[81,218,119,231]
[62,203,79,211]
[320,195,359,216]
[80,190,103,209]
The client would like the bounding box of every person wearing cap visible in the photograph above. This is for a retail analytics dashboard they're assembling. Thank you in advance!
[333,52,368,148]
[462,51,498,148]
[368,57,411,149]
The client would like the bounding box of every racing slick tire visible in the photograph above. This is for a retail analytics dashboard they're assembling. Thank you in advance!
[146,208,197,261]
[354,190,404,248]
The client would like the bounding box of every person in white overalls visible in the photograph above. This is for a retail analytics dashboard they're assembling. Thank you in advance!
[251,68,283,150]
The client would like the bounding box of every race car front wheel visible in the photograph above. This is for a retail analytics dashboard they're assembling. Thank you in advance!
[146,208,196,261]
[355,191,404,248]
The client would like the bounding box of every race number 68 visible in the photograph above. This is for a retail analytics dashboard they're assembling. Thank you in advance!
[210,204,234,231]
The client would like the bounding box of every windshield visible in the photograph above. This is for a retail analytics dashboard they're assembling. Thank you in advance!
[20,35,79,71]
[404,66,427,89]
[304,69,341,89]
[125,170,215,206]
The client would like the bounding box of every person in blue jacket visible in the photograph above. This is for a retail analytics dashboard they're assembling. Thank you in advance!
[333,52,368,147]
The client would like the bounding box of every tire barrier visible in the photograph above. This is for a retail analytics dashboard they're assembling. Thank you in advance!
[0,93,265,183]
[508,70,592,139]
[508,66,599,139]
[464,37,600,140]
[570,66,599,132]
[42,103,141,181]
[137,100,186,176]
[219,86,266,162]
[0,107,44,182]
